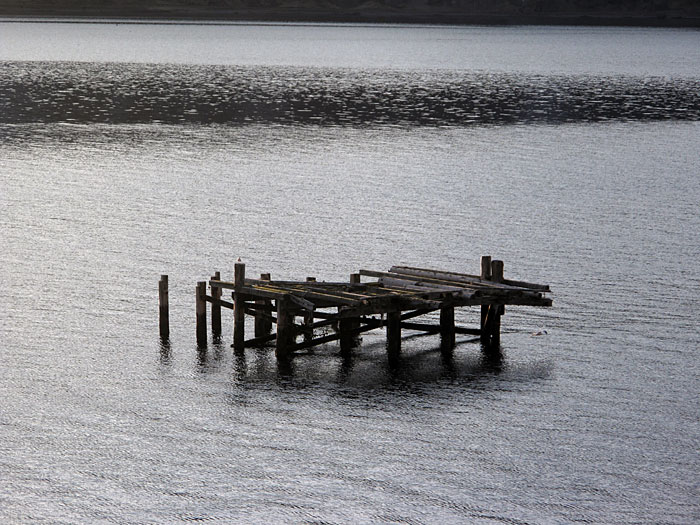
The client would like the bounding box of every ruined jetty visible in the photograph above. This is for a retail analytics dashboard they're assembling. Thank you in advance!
[159,256,552,360]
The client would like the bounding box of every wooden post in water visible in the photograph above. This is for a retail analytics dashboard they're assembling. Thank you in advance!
[233,262,246,354]
[480,255,492,344]
[276,295,293,360]
[387,309,401,358]
[339,273,361,353]
[490,259,504,346]
[254,273,272,338]
[304,277,316,343]
[159,275,169,340]
[440,305,455,351]
[211,271,221,338]
[196,281,207,347]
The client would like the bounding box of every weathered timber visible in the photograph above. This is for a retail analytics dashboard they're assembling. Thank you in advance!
[340,273,362,353]
[211,271,222,337]
[304,277,316,343]
[481,259,506,347]
[233,262,246,354]
[255,273,272,338]
[276,295,294,360]
[196,281,207,347]
[480,256,492,344]
[159,275,169,340]
[387,310,401,357]
[365,268,538,295]
[440,306,456,350]
[205,295,234,310]
[391,265,551,292]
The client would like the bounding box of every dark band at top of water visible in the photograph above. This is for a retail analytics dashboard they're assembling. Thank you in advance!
[2,61,699,127]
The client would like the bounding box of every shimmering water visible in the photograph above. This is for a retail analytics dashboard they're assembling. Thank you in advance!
[1,21,699,524]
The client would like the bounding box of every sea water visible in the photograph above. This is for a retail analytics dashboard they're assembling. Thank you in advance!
[1,21,699,523]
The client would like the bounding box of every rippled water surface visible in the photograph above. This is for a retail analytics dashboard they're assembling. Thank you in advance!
[1,22,699,524]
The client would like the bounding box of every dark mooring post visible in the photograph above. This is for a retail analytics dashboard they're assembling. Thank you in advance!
[480,255,492,344]
[254,273,272,338]
[196,281,207,347]
[211,271,222,338]
[159,275,169,340]
[276,295,293,361]
[304,277,316,343]
[489,259,504,346]
[387,309,402,358]
[339,273,361,353]
[233,262,246,354]
[440,306,455,351]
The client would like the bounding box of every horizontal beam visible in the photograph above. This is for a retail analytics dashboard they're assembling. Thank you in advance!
[204,295,234,310]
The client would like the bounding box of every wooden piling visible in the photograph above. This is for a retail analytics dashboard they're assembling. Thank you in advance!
[490,260,504,346]
[340,273,362,353]
[276,295,293,360]
[304,277,316,343]
[233,262,246,354]
[255,273,272,338]
[196,281,207,347]
[480,255,492,344]
[440,305,455,350]
[387,310,401,357]
[211,271,221,338]
[158,275,169,340]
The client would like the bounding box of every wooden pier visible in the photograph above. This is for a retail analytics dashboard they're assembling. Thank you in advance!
[160,256,552,360]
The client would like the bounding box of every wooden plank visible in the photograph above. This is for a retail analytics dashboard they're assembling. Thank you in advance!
[379,276,475,296]
[252,284,360,307]
[388,266,534,291]
[368,271,546,305]
[204,295,234,310]
[290,319,382,352]
[391,265,550,292]
[401,321,440,333]
[243,278,383,291]
[361,269,490,291]
[287,294,315,311]
[244,332,277,347]
[244,305,276,324]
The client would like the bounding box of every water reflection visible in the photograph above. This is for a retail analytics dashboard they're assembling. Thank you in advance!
[1,61,698,128]
[158,340,171,365]
[211,337,521,392]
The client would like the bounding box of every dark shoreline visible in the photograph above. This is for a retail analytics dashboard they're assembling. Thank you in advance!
[1,5,699,28]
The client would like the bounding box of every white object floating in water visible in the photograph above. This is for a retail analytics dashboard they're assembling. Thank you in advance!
[531,330,548,336]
